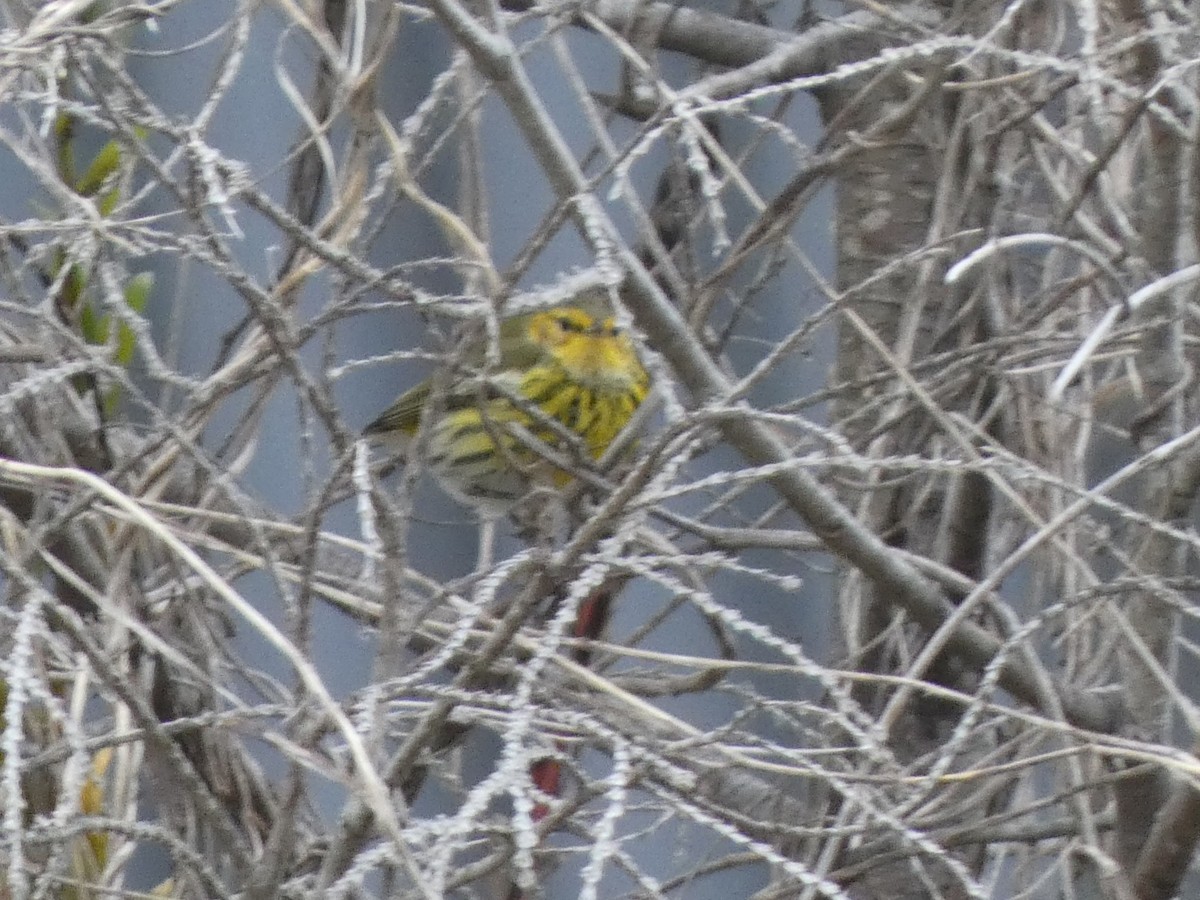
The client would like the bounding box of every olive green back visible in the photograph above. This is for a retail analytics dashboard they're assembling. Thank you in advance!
[363,310,554,436]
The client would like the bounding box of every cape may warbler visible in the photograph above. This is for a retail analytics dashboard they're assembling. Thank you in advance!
[363,306,649,513]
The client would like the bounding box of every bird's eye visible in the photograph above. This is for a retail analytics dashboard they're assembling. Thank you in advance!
[557,315,584,333]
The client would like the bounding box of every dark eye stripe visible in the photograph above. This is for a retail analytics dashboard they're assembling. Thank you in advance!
[558,315,586,333]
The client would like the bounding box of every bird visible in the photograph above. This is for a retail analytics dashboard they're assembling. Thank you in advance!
[363,304,650,515]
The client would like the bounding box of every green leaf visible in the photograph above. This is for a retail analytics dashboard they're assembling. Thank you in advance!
[62,263,87,317]
[54,112,75,184]
[79,303,108,346]
[119,271,154,362]
[123,271,152,313]
[119,271,154,363]
[102,384,122,419]
[104,273,153,416]
[76,139,122,198]
[98,186,120,217]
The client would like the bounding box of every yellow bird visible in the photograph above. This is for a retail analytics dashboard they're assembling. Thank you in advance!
[364,305,649,514]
